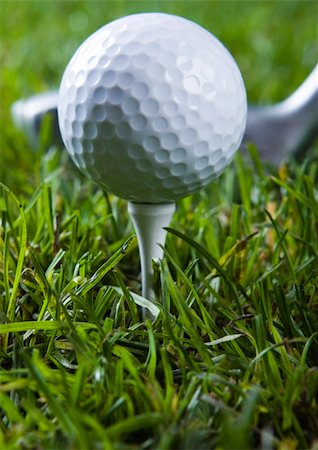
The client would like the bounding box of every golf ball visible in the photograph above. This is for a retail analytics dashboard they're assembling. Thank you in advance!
[58,13,247,203]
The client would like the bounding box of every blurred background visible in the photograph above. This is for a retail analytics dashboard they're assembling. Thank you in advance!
[1,0,317,192]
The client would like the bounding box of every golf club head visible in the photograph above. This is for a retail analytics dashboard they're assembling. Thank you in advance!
[11,91,62,148]
[243,64,318,164]
[10,65,318,164]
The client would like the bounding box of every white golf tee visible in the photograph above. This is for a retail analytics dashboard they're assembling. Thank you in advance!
[128,202,176,302]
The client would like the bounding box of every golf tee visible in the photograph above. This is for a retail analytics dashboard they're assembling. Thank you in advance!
[128,202,176,303]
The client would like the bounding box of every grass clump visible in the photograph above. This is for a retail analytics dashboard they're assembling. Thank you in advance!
[1,145,317,449]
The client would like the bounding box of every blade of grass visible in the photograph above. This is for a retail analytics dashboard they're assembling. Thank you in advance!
[76,235,134,296]
[0,184,27,324]
[166,226,250,309]
[0,320,97,333]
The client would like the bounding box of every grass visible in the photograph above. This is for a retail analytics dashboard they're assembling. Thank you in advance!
[1,146,318,450]
[1,1,318,449]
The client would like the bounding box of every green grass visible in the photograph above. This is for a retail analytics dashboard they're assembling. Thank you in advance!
[1,1,318,449]
[1,147,318,450]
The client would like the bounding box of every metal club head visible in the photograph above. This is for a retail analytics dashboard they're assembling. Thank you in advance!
[242,64,318,164]
[11,91,62,148]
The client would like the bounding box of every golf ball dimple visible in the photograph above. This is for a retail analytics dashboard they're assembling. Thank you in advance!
[58,13,247,203]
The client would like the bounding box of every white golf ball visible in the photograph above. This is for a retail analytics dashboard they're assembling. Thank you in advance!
[58,13,247,203]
